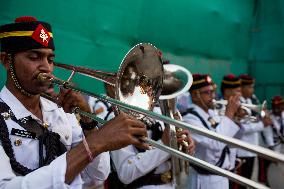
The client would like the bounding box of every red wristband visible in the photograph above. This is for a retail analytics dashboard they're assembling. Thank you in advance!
[82,136,94,162]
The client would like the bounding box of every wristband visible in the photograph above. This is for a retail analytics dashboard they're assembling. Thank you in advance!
[80,120,97,130]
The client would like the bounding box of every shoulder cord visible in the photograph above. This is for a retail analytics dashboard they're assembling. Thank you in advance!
[0,101,66,175]
[104,107,114,121]
[0,116,32,175]
[182,108,229,168]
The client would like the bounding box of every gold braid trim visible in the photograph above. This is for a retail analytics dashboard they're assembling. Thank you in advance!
[221,80,241,85]
[0,31,53,38]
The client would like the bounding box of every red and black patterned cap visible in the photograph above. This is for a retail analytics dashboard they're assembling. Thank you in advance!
[272,96,284,105]
[239,74,255,86]
[221,74,241,89]
[190,74,214,91]
[0,16,55,53]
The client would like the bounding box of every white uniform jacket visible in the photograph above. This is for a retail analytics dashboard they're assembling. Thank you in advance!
[0,86,110,189]
[212,101,237,171]
[182,104,240,189]
[111,143,172,189]
[236,97,264,157]
[110,106,173,189]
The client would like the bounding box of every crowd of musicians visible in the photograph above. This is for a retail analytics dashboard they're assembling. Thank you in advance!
[0,16,283,189]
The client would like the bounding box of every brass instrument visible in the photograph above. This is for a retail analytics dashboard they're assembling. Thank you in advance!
[38,43,284,189]
[159,64,192,185]
[213,99,267,123]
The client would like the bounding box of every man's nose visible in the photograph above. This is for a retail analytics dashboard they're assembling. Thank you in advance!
[40,58,53,73]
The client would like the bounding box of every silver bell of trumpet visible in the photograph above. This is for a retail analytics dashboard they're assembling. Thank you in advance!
[213,99,267,123]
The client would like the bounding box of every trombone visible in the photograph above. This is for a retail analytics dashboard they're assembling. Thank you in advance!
[159,63,193,184]
[39,43,283,189]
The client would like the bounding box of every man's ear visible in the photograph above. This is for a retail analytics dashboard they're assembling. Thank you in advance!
[191,91,199,101]
[0,52,10,70]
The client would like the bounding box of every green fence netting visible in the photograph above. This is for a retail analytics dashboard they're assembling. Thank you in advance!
[0,0,283,105]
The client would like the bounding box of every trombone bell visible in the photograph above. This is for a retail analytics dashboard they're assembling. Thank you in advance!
[116,43,164,112]
[160,64,193,100]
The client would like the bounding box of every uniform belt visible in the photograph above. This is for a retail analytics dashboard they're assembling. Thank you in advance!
[107,170,172,189]
[192,164,216,175]
[127,170,172,188]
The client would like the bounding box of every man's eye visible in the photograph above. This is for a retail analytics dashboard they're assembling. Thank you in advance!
[29,57,38,60]
[48,57,54,64]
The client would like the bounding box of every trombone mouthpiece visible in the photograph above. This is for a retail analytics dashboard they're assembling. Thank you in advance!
[37,73,53,82]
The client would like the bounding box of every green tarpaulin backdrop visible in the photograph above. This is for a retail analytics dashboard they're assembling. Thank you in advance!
[1,0,284,105]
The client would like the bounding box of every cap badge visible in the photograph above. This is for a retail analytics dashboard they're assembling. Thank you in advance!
[206,76,212,83]
[31,24,50,47]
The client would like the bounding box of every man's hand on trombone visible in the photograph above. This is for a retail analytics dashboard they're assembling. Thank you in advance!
[87,112,150,153]
[46,87,150,151]
[161,127,195,156]
[176,129,196,156]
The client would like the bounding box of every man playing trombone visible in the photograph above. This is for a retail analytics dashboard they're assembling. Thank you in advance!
[105,58,195,189]
[0,16,149,189]
[182,74,241,189]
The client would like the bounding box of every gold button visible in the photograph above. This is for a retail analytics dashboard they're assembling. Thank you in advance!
[14,139,22,146]
[127,160,132,164]
[177,128,183,132]
[161,171,172,183]
[42,122,49,129]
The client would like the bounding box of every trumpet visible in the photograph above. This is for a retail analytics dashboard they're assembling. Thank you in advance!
[213,99,267,123]
[38,43,284,189]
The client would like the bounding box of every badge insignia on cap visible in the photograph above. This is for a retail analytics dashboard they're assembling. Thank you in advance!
[31,24,51,47]
[206,75,212,83]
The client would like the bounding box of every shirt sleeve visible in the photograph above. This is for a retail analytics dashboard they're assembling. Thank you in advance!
[0,146,83,189]
[111,143,170,184]
[261,126,275,147]
[240,121,264,134]
[182,113,239,151]
[81,152,110,187]
[67,113,111,185]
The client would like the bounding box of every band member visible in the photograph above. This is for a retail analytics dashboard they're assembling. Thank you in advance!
[88,83,115,121]
[106,57,195,189]
[234,74,271,188]
[219,74,245,189]
[182,74,241,189]
[0,16,149,189]
[259,96,284,185]
[267,96,284,151]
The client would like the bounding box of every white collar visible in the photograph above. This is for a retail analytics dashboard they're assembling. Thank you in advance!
[240,96,252,104]
[0,86,58,120]
[189,103,210,120]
